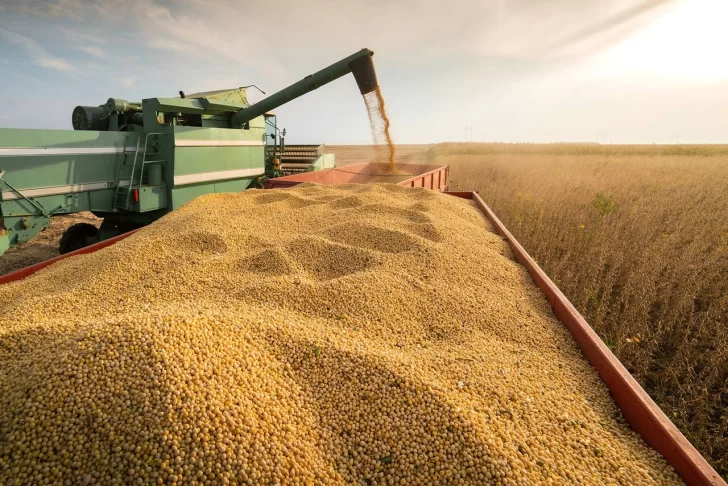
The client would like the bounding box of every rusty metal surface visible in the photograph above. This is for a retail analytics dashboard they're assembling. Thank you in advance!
[264,163,449,191]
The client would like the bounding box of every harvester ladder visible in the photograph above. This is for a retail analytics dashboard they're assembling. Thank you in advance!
[120,133,163,208]
[137,132,165,196]
[114,136,140,208]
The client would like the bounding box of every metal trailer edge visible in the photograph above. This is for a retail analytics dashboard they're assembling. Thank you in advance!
[263,163,449,191]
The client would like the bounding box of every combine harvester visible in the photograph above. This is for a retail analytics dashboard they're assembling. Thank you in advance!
[0,49,391,255]
[0,51,724,486]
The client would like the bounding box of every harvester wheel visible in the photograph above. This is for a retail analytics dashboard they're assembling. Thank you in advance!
[98,219,141,240]
[59,223,99,254]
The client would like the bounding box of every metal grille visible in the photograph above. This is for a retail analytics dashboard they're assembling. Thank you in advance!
[267,144,324,175]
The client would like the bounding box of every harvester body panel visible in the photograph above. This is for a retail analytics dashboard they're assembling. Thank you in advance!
[0,128,140,247]
[0,113,268,249]
[169,126,266,209]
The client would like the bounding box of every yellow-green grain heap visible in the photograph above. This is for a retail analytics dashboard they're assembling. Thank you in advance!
[0,183,681,485]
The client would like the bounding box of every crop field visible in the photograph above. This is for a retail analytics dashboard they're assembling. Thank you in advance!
[424,143,728,476]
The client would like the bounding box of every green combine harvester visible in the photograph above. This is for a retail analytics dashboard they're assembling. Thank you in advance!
[0,49,377,255]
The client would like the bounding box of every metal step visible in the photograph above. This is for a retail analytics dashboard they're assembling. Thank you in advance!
[114,187,132,208]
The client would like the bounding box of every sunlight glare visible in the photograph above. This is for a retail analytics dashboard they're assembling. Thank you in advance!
[593,0,728,81]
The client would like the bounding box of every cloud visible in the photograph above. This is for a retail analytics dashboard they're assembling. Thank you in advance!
[63,28,107,45]
[122,1,677,74]
[77,45,105,58]
[4,0,84,20]
[5,0,677,71]
[37,58,75,71]
[121,77,139,88]
[543,0,676,58]
[0,25,76,72]
[44,0,84,19]
[120,0,280,71]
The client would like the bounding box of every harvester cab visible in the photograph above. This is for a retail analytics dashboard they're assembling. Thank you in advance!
[0,48,379,256]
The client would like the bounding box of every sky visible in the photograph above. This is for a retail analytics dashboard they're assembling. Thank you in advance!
[1,0,727,144]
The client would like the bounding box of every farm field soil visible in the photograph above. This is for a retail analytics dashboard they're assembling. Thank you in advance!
[0,212,101,276]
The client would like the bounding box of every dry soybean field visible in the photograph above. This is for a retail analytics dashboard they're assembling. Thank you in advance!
[431,143,728,477]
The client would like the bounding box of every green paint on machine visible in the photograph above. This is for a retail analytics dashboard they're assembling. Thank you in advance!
[0,49,380,256]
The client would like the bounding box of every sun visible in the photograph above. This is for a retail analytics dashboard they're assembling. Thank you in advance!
[594,0,728,81]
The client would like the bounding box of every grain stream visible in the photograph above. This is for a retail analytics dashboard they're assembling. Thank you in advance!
[0,183,680,485]
[364,88,397,170]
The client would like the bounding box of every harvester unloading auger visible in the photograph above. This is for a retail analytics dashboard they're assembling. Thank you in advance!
[0,49,379,256]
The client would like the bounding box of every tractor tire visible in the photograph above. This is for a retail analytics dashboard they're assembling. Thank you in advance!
[59,223,99,255]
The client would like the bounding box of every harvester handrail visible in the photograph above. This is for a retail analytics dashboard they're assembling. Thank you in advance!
[116,137,140,205]
[137,132,164,193]
[125,137,143,207]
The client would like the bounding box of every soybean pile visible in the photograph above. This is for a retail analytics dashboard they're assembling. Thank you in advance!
[0,183,680,485]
